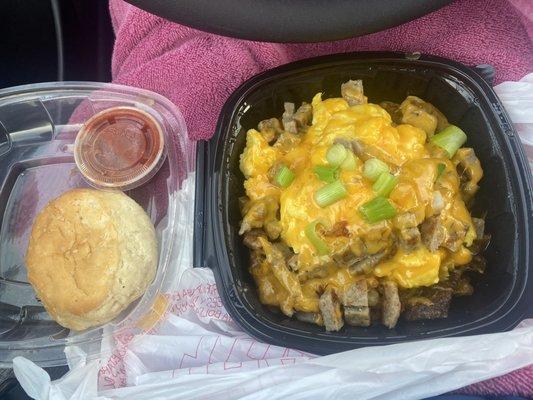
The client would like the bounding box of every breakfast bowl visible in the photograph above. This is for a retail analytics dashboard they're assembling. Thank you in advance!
[194,52,532,354]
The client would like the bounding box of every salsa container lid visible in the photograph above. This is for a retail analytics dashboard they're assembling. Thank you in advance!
[194,52,533,355]
[74,106,166,190]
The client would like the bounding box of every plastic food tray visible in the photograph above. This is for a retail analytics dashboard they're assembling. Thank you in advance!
[0,82,192,366]
[194,52,532,355]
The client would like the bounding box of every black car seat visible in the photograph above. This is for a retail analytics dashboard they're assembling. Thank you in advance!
[1,0,113,89]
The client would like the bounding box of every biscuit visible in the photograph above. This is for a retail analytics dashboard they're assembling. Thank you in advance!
[26,189,157,330]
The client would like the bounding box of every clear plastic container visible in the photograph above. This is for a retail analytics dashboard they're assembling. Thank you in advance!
[0,82,193,367]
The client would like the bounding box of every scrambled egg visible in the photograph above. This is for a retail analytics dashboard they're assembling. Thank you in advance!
[240,92,481,309]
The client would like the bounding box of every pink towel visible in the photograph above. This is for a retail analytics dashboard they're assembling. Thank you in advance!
[108,0,532,396]
[109,0,532,142]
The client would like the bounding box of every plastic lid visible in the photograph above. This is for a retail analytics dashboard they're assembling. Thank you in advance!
[74,106,165,190]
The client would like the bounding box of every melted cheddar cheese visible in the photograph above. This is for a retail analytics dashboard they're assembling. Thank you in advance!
[240,93,480,313]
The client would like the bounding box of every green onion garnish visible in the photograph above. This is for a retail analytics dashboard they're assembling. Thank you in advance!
[340,151,357,171]
[435,163,446,181]
[363,158,389,181]
[326,144,348,167]
[372,172,398,197]
[274,165,295,188]
[314,180,348,207]
[313,165,338,183]
[305,220,330,255]
[359,196,397,223]
[429,125,467,158]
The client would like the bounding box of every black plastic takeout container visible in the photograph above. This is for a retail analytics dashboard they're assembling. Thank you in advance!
[194,52,532,355]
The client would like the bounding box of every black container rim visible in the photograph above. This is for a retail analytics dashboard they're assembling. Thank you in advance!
[196,51,533,355]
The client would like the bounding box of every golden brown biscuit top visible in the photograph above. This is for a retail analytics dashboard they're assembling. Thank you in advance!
[26,189,120,318]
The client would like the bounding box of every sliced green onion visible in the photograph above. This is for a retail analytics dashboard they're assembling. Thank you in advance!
[313,165,338,183]
[305,220,330,255]
[435,163,446,181]
[326,144,348,167]
[340,151,356,171]
[314,180,347,207]
[274,165,295,188]
[372,172,398,197]
[363,158,389,181]
[359,196,397,223]
[429,125,467,158]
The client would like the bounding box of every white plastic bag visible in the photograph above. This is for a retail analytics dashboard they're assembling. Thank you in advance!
[12,321,533,400]
[494,73,533,171]
[13,75,533,400]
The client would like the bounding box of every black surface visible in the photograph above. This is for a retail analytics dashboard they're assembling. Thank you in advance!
[124,0,453,43]
[59,0,114,82]
[0,0,113,88]
[195,52,533,355]
[0,0,59,87]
